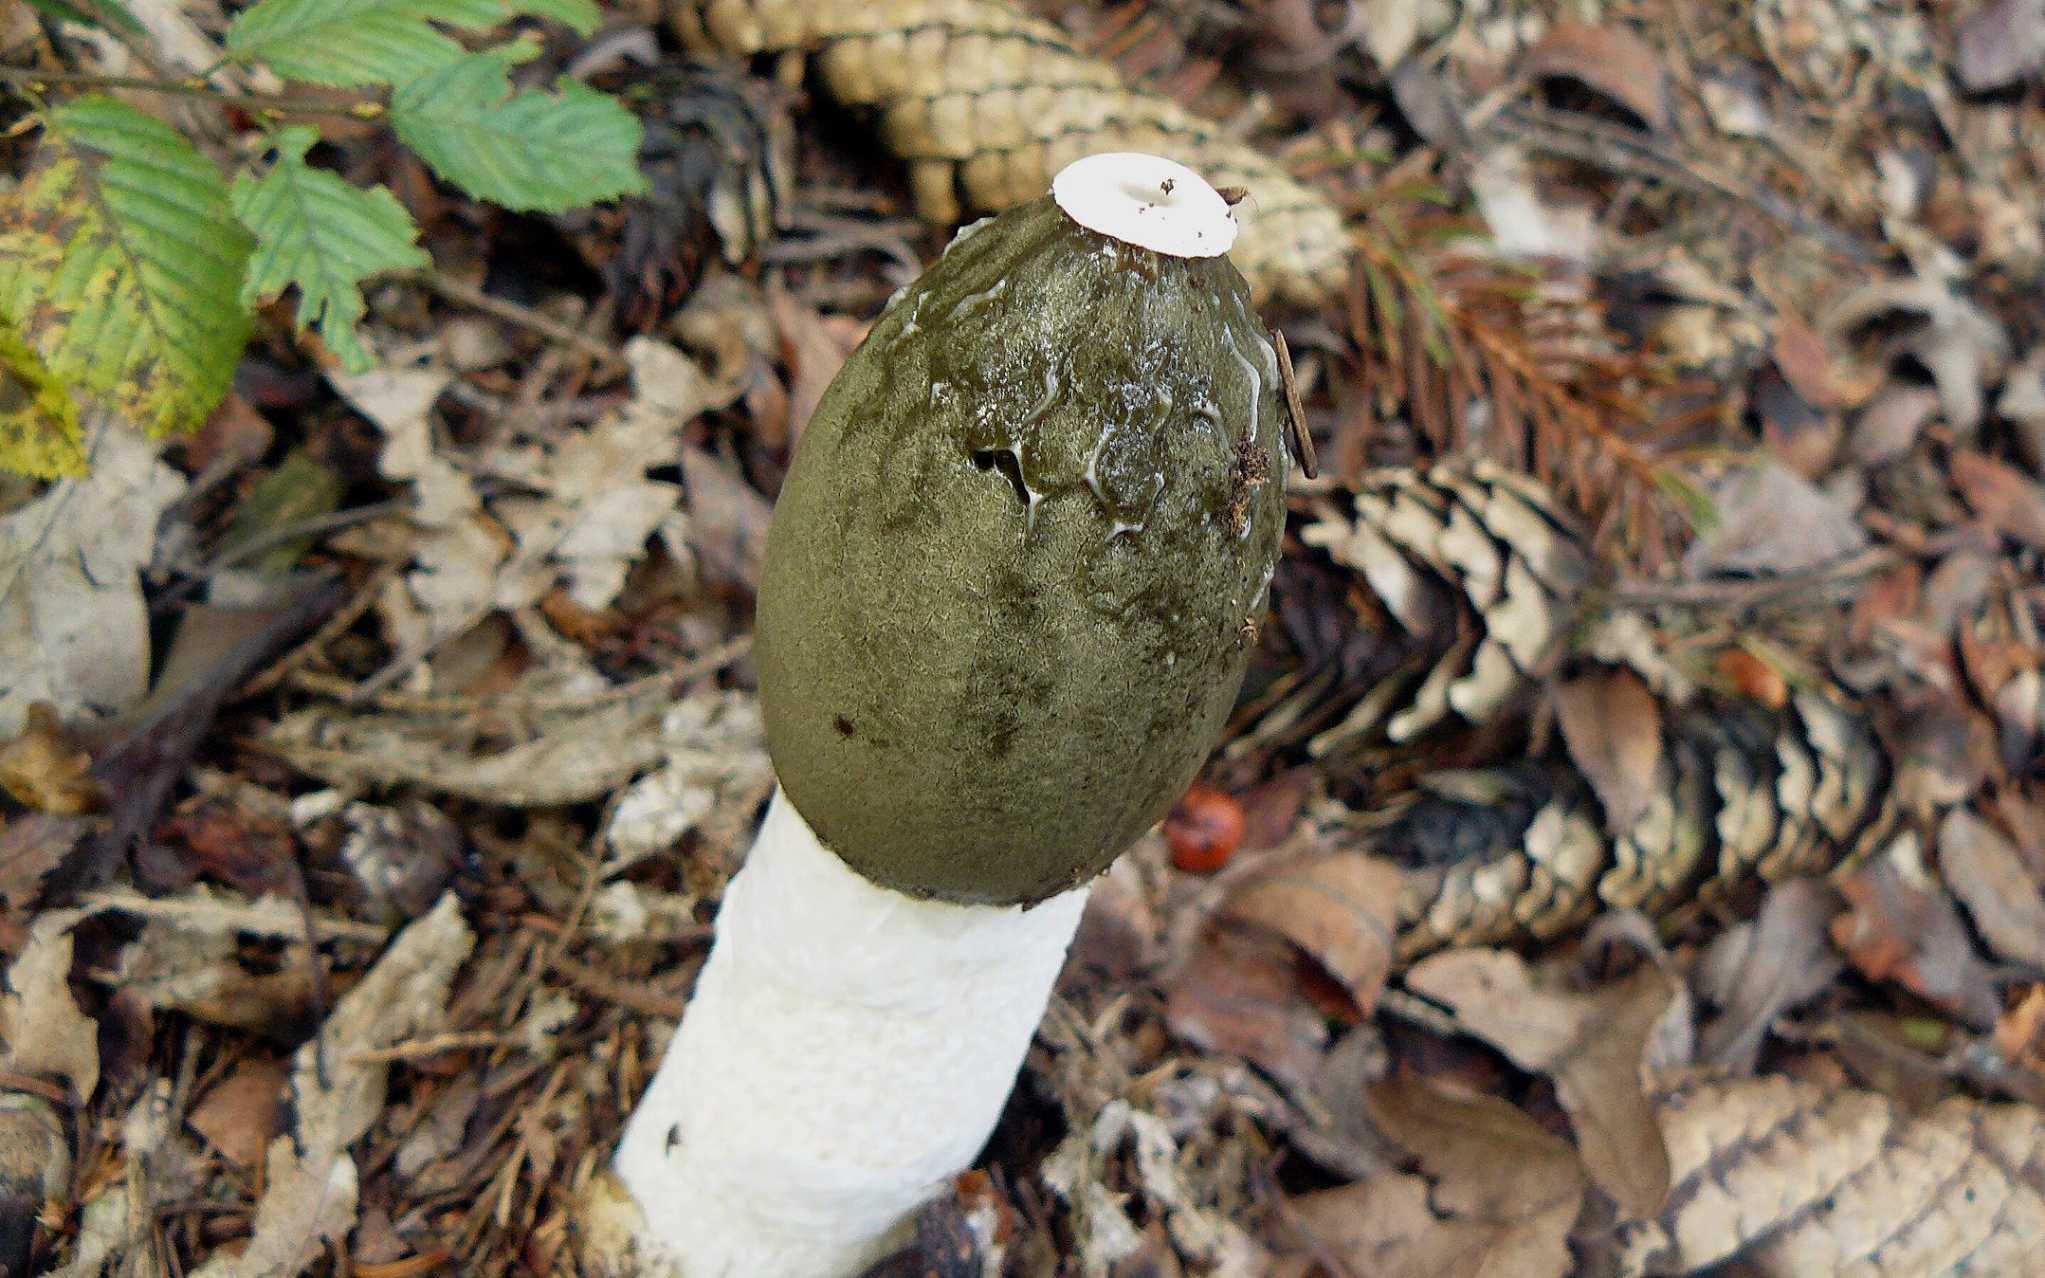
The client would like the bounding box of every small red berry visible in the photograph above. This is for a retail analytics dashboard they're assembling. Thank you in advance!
[1165,785,1245,874]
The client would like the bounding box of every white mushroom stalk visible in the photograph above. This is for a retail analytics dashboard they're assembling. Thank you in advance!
[580,153,1287,1277]
[605,792,1086,1274]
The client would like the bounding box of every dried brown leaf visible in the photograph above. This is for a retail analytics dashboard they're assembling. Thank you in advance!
[1887,689,1997,811]
[1285,1167,1569,1278]
[1523,20,1669,131]
[187,895,474,1278]
[1712,647,1789,709]
[112,894,326,1034]
[0,814,86,915]
[1824,278,2009,433]
[680,443,774,593]
[1238,768,1313,851]
[1164,923,1328,1089]
[1223,852,1400,1013]
[1957,0,2045,91]
[0,913,97,1102]
[1832,839,2005,1028]
[1281,1073,1581,1278]
[0,705,101,815]
[1404,951,1674,1217]
[1849,383,1940,466]
[1682,462,1868,578]
[1994,983,2045,1069]
[766,282,857,450]
[1772,314,1848,409]
[0,430,186,740]
[1952,449,2045,550]
[1938,807,2045,969]
[1693,880,1845,1071]
[1553,667,1663,833]
[163,801,297,897]
[187,1056,288,1168]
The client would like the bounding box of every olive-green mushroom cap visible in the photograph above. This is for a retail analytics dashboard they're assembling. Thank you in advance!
[755,188,1288,905]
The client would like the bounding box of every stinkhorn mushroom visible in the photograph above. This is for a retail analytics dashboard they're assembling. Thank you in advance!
[580,152,1289,1277]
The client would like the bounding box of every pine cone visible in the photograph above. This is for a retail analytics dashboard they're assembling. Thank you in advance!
[1612,1072,2045,1277]
[669,0,1350,305]
[1296,461,1594,752]
[1381,689,1892,958]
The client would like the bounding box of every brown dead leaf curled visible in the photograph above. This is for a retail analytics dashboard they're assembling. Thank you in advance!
[0,911,99,1102]
[1887,689,1997,812]
[1824,277,2010,434]
[0,704,102,814]
[105,888,342,1034]
[186,1056,288,1168]
[1832,835,2006,1029]
[1772,314,1851,409]
[1222,852,1401,1014]
[766,282,858,450]
[330,363,468,528]
[1957,0,2045,92]
[1952,449,2045,550]
[1403,950,1674,1218]
[680,442,775,592]
[1712,646,1789,709]
[1937,806,2045,970]
[265,696,672,808]
[0,813,83,916]
[1996,984,2045,1070]
[1165,923,1329,1090]
[1553,667,1664,834]
[1681,461,1868,578]
[1693,879,1845,1072]
[1523,20,1670,131]
[187,894,474,1278]
[1280,1073,1582,1278]
[1286,1169,1564,1278]
[0,427,186,739]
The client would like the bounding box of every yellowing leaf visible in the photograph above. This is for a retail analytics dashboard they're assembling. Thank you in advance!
[0,315,83,477]
[0,96,252,475]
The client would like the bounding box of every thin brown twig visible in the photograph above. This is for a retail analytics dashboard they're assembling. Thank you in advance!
[548,953,689,1019]
[421,270,626,371]
[0,64,378,118]
[288,633,753,716]
[350,1030,514,1065]
[1608,545,1901,608]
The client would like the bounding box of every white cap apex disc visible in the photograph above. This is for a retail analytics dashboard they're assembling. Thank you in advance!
[1051,152,1238,259]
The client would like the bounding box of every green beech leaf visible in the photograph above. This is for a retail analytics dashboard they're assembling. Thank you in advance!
[389,46,647,214]
[0,96,252,477]
[231,127,428,372]
[24,0,145,34]
[226,0,599,88]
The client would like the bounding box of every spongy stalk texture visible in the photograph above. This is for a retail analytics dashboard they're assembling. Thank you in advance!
[611,789,1088,1277]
